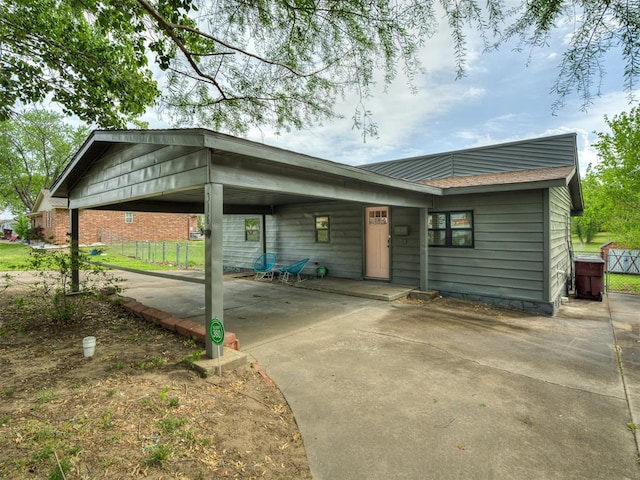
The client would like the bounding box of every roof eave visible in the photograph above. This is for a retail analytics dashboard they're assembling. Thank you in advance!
[50,131,102,198]
[567,168,584,213]
[205,133,444,196]
[52,129,444,200]
[30,190,47,213]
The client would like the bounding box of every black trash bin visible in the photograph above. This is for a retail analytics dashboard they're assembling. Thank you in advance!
[574,256,605,301]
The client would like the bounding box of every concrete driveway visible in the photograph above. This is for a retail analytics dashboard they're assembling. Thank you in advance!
[244,291,640,479]
[39,270,640,479]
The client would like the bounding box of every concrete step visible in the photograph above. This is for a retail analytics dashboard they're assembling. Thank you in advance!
[408,290,440,301]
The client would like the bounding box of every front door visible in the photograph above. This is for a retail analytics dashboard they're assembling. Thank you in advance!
[365,206,390,279]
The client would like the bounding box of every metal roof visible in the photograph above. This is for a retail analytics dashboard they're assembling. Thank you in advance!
[361,133,583,212]
[362,133,579,181]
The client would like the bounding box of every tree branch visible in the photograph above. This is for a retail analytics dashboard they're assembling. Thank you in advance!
[135,0,228,99]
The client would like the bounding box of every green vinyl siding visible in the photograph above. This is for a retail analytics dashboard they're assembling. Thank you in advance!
[70,143,207,208]
[548,186,572,304]
[222,188,569,314]
[429,190,546,303]
[272,202,363,278]
[390,207,421,285]
[223,202,363,278]
[222,215,269,270]
[221,202,364,278]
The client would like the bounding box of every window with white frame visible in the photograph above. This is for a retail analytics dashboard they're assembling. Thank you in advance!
[124,212,134,224]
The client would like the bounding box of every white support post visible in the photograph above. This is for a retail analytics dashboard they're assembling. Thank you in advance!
[204,183,224,359]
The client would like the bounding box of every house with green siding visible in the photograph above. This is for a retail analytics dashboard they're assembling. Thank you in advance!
[221,134,582,315]
[363,134,582,314]
[51,130,583,319]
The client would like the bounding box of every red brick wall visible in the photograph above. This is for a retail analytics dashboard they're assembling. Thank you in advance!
[29,210,68,243]
[44,209,198,245]
[54,210,70,243]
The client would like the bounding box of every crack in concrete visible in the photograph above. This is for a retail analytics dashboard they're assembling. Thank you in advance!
[359,328,627,401]
[608,300,640,455]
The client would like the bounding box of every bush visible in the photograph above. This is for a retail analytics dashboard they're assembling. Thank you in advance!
[12,213,31,241]
[28,246,124,322]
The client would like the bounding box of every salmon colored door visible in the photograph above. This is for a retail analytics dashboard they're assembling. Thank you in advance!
[365,206,390,279]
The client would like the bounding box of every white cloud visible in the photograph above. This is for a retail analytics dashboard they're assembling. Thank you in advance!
[462,87,486,98]
[133,6,637,176]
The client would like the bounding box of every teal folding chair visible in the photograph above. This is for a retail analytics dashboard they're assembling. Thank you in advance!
[278,258,310,284]
[253,253,277,280]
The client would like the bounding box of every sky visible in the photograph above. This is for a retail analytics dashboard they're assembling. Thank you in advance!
[138,10,635,176]
[4,8,633,221]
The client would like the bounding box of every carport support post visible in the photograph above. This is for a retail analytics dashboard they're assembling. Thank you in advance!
[70,208,80,293]
[204,183,224,359]
[261,214,267,254]
[419,208,429,291]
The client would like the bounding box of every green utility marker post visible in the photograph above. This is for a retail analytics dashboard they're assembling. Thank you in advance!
[208,317,225,375]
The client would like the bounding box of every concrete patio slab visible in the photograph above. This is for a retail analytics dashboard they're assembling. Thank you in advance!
[297,277,416,301]
[111,269,640,479]
[247,294,640,479]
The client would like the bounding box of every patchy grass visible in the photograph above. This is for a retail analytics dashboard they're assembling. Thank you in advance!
[0,286,311,479]
[100,240,205,269]
[85,245,177,271]
[609,273,640,294]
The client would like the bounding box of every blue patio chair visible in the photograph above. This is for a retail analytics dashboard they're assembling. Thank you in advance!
[278,258,310,284]
[253,252,277,280]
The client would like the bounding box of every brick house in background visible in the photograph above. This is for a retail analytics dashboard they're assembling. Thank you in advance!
[29,190,200,245]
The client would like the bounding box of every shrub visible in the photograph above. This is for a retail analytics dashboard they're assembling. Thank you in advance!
[28,244,123,322]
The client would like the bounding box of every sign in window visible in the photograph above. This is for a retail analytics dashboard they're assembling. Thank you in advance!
[428,211,473,247]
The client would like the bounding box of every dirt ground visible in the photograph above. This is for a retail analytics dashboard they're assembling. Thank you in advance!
[0,285,312,479]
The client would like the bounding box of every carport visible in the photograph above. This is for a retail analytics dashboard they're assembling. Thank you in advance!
[50,129,439,358]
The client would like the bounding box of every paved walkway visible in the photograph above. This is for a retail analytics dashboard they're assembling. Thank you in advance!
[608,293,640,451]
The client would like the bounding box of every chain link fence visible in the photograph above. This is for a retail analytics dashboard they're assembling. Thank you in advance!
[573,249,640,295]
[100,231,205,269]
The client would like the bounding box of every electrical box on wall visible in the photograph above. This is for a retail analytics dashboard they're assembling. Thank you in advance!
[393,225,409,236]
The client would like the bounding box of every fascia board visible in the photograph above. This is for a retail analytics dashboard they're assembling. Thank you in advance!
[204,132,443,196]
